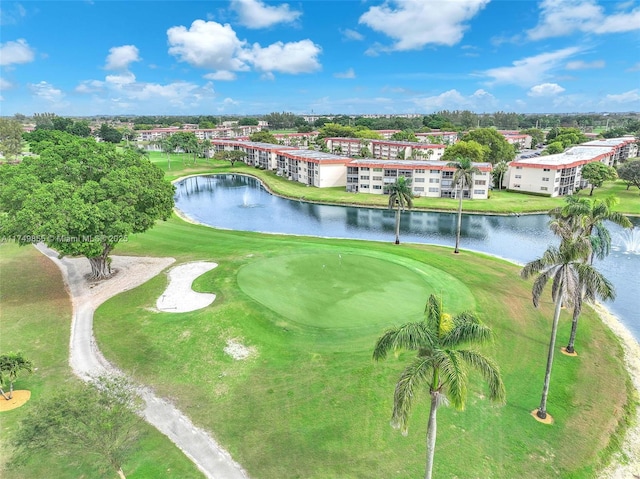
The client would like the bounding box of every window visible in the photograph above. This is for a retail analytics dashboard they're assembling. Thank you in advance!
[372,176,383,181]
[513,184,521,188]
[515,175,521,179]
[429,178,440,183]
[360,167,370,171]
[430,169,440,174]
[475,180,486,185]
[373,185,382,190]
[414,177,425,182]
[428,187,439,193]
[542,177,549,181]
[373,168,383,172]
[541,186,548,191]
[474,189,485,195]
[414,187,424,192]
[543,168,551,172]
[360,184,369,189]
[360,175,370,180]
[415,169,425,173]
[516,166,522,169]
[555,178,560,182]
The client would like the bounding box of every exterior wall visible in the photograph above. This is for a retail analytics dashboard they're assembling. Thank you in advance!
[276,150,349,188]
[325,138,445,161]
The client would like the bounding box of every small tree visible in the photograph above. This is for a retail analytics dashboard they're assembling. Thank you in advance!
[12,375,143,479]
[0,353,33,400]
[581,162,617,196]
[617,160,640,192]
[492,160,508,190]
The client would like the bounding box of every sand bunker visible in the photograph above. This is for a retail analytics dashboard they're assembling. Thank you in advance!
[156,262,218,313]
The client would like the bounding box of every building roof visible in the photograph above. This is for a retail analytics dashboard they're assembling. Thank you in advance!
[278,149,352,164]
[510,146,614,169]
[347,159,492,171]
[578,137,636,148]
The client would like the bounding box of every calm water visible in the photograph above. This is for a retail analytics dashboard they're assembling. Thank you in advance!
[175,174,640,340]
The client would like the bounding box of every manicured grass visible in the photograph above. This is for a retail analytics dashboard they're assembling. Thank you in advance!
[0,244,205,478]
[145,151,639,215]
[92,218,633,479]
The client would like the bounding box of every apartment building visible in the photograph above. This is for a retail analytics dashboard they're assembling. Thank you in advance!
[210,140,295,169]
[275,150,350,187]
[573,137,638,165]
[505,146,615,197]
[346,159,492,199]
[499,131,533,149]
[325,138,446,161]
[415,131,459,144]
[136,125,263,142]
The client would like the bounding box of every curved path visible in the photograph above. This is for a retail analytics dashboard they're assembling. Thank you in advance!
[36,244,249,479]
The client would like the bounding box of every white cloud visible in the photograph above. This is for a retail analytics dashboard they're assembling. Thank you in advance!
[412,88,496,111]
[28,81,64,103]
[203,71,237,81]
[565,60,605,70]
[483,47,580,86]
[528,83,566,97]
[75,79,105,93]
[230,0,301,29]
[341,28,364,41]
[0,38,35,66]
[168,20,249,71]
[247,40,321,74]
[104,45,140,70]
[528,0,640,40]
[105,71,136,85]
[223,97,238,105]
[0,77,12,89]
[605,89,640,103]
[334,68,356,79]
[359,0,489,51]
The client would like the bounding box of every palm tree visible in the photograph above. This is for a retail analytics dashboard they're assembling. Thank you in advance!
[520,237,607,419]
[447,157,480,254]
[548,196,627,353]
[0,353,34,400]
[373,294,505,479]
[387,176,413,245]
[493,160,508,190]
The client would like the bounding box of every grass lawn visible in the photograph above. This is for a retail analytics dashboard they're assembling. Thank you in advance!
[91,217,633,479]
[146,151,639,216]
[0,244,205,478]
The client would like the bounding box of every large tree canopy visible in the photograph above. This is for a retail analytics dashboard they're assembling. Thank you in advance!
[617,160,640,192]
[581,162,617,195]
[441,140,489,163]
[0,132,174,279]
[0,118,25,161]
[460,128,515,164]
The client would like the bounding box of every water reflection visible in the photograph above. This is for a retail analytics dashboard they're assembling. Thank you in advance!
[175,174,639,340]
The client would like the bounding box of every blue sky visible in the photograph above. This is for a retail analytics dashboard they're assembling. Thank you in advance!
[1,0,639,116]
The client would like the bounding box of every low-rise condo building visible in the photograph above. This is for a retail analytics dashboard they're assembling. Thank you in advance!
[573,137,638,164]
[275,150,351,187]
[210,140,295,169]
[324,138,446,161]
[346,159,492,198]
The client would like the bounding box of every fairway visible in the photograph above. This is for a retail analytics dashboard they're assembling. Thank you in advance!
[237,251,474,341]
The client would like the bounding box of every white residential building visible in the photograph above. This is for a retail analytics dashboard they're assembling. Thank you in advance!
[346,159,492,198]
[324,138,446,161]
[573,137,638,165]
[275,150,350,188]
[210,140,295,169]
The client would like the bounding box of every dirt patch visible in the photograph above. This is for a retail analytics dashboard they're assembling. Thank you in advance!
[224,339,256,360]
[0,390,31,411]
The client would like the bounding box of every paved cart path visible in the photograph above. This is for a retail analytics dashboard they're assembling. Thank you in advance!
[36,244,249,479]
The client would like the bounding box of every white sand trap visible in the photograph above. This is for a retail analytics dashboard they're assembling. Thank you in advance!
[157,262,218,313]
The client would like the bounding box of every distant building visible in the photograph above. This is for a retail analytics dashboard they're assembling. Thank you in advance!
[324,138,446,161]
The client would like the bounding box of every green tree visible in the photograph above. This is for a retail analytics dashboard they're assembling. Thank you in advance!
[98,123,123,143]
[0,118,24,161]
[67,120,92,137]
[12,375,143,479]
[581,162,617,196]
[492,160,508,190]
[461,128,515,164]
[0,353,33,400]
[617,160,640,192]
[520,237,596,419]
[249,130,279,144]
[373,294,505,479]
[214,149,246,166]
[544,141,565,155]
[386,176,413,245]
[0,133,174,280]
[447,157,480,254]
[441,140,488,163]
[521,128,545,147]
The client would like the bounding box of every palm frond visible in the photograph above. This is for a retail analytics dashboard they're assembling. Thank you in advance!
[373,322,435,361]
[441,314,493,348]
[456,350,506,404]
[390,356,437,434]
[437,349,467,410]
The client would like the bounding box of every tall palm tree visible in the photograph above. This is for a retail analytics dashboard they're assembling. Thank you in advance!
[447,157,480,254]
[549,196,628,353]
[493,160,508,190]
[387,176,413,245]
[373,294,505,479]
[520,237,606,419]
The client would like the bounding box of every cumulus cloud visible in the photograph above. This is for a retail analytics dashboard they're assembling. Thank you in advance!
[412,88,496,111]
[334,68,356,79]
[528,0,640,40]
[341,28,364,41]
[0,38,35,66]
[75,79,104,93]
[484,47,580,86]
[203,71,237,81]
[105,71,136,85]
[168,20,249,71]
[104,45,140,70]
[565,60,605,70]
[528,83,566,97]
[605,89,640,103]
[246,39,321,74]
[230,0,301,28]
[359,0,489,51]
[28,81,64,103]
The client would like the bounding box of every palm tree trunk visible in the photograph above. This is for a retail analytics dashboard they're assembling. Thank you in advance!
[454,189,463,254]
[394,208,401,245]
[566,293,583,354]
[117,467,126,479]
[0,387,9,400]
[538,292,564,419]
[425,391,439,479]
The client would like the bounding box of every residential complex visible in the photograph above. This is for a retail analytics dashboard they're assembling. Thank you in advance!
[324,138,446,161]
